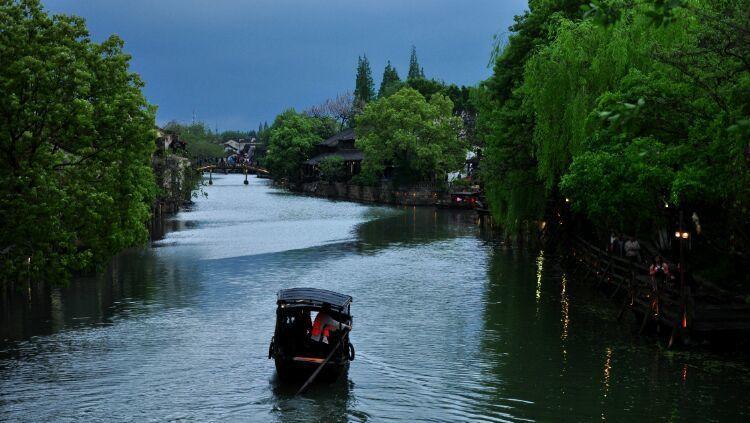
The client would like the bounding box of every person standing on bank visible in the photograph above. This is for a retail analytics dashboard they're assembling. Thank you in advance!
[624,236,641,263]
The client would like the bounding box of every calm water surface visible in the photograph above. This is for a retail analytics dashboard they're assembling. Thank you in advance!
[1,174,749,422]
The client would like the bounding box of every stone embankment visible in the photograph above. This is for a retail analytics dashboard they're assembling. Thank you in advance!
[296,181,451,206]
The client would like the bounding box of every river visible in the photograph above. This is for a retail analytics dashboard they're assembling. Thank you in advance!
[1,174,749,422]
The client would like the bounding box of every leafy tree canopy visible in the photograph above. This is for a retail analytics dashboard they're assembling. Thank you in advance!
[0,0,157,284]
[479,0,750,280]
[354,55,375,107]
[407,45,426,81]
[355,87,466,186]
[378,61,401,98]
[318,156,347,183]
[163,121,224,160]
[263,110,335,181]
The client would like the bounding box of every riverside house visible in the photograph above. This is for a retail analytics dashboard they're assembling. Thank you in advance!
[302,128,363,181]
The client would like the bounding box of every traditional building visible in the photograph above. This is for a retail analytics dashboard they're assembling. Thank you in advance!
[302,128,363,181]
[156,127,186,152]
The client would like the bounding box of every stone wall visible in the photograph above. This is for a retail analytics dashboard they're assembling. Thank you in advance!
[152,153,195,215]
[297,181,451,206]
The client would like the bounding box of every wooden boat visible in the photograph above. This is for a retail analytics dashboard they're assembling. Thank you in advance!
[268,288,354,382]
[436,191,487,211]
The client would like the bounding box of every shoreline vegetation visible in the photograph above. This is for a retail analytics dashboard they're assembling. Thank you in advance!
[257,0,749,302]
[2,0,749,321]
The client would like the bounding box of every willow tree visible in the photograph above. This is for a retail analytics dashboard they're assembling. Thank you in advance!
[477,0,587,231]
[559,0,750,254]
[524,6,686,192]
[0,0,157,284]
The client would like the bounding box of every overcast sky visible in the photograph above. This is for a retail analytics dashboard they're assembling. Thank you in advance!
[43,0,528,131]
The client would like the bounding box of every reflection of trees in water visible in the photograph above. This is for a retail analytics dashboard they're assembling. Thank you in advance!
[0,248,201,350]
[354,207,480,254]
[476,249,750,422]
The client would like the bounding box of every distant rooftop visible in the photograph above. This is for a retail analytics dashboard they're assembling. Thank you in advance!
[320,128,355,148]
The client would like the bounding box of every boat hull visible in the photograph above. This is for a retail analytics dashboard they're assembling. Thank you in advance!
[274,357,349,383]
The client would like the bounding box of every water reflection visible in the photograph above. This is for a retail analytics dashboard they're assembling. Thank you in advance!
[270,375,357,423]
[1,174,749,422]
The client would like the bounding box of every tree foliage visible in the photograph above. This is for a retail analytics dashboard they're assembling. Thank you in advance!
[263,110,335,181]
[163,121,224,160]
[353,55,375,107]
[0,0,157,284]
[477,0,586,230]
[378,61,401,98]
[480,0,750,278]
[407,45,425,81]
[318,156,347,183]
[355,88,466,186]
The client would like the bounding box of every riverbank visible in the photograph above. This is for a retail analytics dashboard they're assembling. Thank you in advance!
[2,173,749,422]
[152,153,198,215]
[293,180,453,206]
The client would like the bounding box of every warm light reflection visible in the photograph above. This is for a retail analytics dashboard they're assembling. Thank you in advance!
[536,251,545,303]
[561,273,570,342]
[603,347,612,398]
[682,363,688,384]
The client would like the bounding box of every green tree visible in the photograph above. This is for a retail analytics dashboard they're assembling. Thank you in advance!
[407,45,425,81]
[378,61,402,98]
[559,1,750,246]
[219,130,250,142]
[163,121,224,160]
[354,55,375,107]
[0,0,157,284]
[479,0,749,282]
[263,110,333,181]
[257,121,271,144]
[318,156,347,183]
[477,0,587,230]
[355,88,466,186]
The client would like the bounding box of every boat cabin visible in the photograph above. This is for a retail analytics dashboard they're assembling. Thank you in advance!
[269,288,354,382]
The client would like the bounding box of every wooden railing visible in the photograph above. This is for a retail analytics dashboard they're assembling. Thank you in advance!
[569,236,750,344]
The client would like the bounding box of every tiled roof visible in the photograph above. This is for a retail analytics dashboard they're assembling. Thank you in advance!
[319,128,356,147]
[304,150,364,165]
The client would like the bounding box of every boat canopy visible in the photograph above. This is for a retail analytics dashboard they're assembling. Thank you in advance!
[277,288,352,313]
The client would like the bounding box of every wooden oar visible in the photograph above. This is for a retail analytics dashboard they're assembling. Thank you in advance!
[295,328,350,396]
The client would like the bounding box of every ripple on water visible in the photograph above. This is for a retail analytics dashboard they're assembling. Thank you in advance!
[2,175,750,422]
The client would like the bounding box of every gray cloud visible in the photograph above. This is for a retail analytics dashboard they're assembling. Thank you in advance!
[44,0,528,130]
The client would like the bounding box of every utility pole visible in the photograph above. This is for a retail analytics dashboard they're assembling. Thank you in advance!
[192,109,196,126]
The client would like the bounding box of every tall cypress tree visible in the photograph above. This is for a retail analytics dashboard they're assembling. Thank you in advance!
[378,60,401,98]
[354,55,375,106]
[407,46,425,81]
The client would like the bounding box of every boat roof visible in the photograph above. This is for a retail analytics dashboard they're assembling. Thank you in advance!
[277,288,352,309]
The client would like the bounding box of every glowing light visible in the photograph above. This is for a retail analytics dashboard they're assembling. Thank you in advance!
[682,363,688,384]
[561,274,570,342]
[536,252,544,303]
[603,347,612,398]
